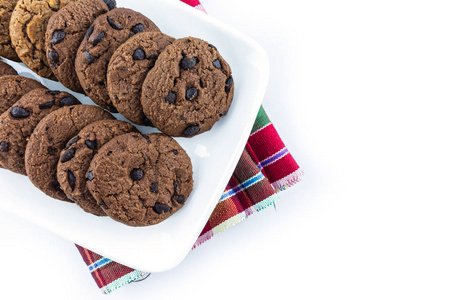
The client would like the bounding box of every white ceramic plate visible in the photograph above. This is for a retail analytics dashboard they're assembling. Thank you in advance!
[0,0,269,272]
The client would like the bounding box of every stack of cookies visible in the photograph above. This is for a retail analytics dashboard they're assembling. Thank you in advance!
[0,0,234,226]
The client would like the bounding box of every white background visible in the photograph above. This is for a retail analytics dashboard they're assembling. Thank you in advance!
[1,0,450,298]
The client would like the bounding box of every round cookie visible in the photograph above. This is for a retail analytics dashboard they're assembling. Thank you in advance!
[9,0,75,79]
[0,60,18,76]
[0,0,19,61]
[25,105,114,201]
[75,8,160,112]
[0,88,80,175]
[86,133,193,226]
[107,31,174,125]
[141,37,234,137]
[57,120,137,216]
[45,0,115,93]
[0,75,45,114]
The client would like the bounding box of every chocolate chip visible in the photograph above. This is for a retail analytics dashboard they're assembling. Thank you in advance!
[212,59,221,69]
[219,111,228,117]
[186,87,198,100]
[51,30,65,44]
[165,92,176,104]
[39,101,54,109]
[225,77,233,92]
[107,16,122,30]
[153,203,171,214]
[65,136,79,149]
[130,23,145,34]
[60,148,76,163]
[172,149,178,155]
[85,51,94,64]
[48,49,59,63]
[150,182,158,193]
[91,31,105,46]
[85,26,94,39]
[173,195,185,204]
[143,117,153,127]
[87,171,94,181]
[98,198,107,208]
[47,90,60,95]
[59,96,80,107]
[0,141,8,152]
[183,125,200,137]
[140,133,150,142]
[109,105,118,113]
[67,170,76,191]
[184,39,191,44]
[85,139,97,150]
[180,57,196,70]
[10,107,30,118]
[208,43,217,50]
[103,0,116,10]
[132,48,145,60]
[107,151,112,156]
[130,168,144,181]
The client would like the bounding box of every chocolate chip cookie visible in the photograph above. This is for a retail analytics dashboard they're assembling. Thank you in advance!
[107,31,173,125]
[0,60,18,76]
[25,105,114,201]
[0,75,45,114]
[86,133,193,226]
[45,0,115,93]
[9,0,75,79]
[75,8,160,112]
[141,37,234,137]
[0,0,19,61]
[57,120,137,216]
[0,88,80,174]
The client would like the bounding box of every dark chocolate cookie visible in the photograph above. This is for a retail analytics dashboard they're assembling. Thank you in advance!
[9,0,76,79]
[86,133,193,226]
[0,88,80,174]
[141,37,234,137]
[0,0,20,61]
[0,60,18,76]
[45,0,115,93]
[25,105,114,201]
[107,31,174,125]
[57,120,137,216]
[0,75,45,114]
[75,8,160,112]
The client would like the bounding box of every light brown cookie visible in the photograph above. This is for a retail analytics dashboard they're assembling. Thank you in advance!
[9,0,75,79]
[0,0,19,61]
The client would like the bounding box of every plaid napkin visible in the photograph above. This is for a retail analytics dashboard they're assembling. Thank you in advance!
[75,0,303,294]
